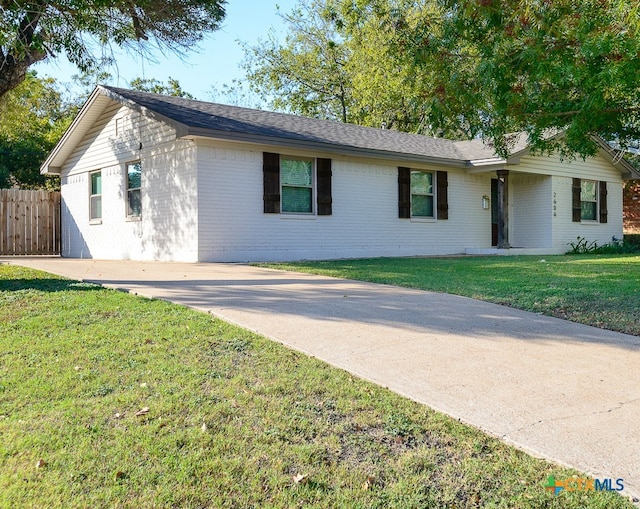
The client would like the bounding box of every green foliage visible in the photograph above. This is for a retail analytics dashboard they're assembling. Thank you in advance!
[243,0,355,122]
[245,0,640,156]
[337,0,449,133]
[625,234,640,247]
[208,78,264,108]
[0,0,227,97]
[567,236,640,255]
[387,0,640,157]
[567,236,600,254]
[0,265,633,508]
[331,0,465,136]
[0,70,194,190]
[243,0,449,134]
[0,72,76,189]
[129,77,194,98]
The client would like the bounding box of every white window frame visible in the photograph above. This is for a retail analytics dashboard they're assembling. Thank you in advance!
[89,170,102,224]
[410,170,436,219]
[581,179,598,222]
[126,161,142,220]
[280,156,315,215]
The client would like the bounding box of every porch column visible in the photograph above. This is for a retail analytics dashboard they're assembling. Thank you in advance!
[497,169,509,249]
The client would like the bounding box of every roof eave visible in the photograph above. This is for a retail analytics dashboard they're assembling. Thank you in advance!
[40,86,191,175]
[592,136,640,180]
[40,86,106,175]
[467,158,507,167]
[503,132,640,179]
[182,128,470,168]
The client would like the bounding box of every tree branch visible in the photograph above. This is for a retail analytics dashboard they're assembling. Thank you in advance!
[532,106,640,118]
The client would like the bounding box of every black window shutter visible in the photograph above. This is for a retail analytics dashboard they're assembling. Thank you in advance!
[317,158,332,216]
[398,167,411,218]
[572,178,582,222]
[436,171,449,220]
[599,180,608,223]
[263,152,280,213]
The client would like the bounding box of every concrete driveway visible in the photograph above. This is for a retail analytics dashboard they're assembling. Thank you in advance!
[3,257,640,500]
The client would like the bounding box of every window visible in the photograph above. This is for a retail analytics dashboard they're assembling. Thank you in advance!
[281,158,313,213]
[127,161,142,218]
[263,153,332,215]
[572,178,608,223]
[411,170,434,217]
[580,180,598,221]
[89,171,102,221]
[399,168,448,220]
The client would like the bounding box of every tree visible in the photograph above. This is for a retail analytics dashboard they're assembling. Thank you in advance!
[331,0,459,135]
[243,0,355,122]
[0,72,75,189]
[0,0,226,98]
[245,0,639,158]
[208,78,264,109]
[383,0,640,157]
[242,0,473,136]
[129,77,194,98]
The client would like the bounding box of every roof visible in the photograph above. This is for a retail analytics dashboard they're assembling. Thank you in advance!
[41,86,640,178]
[101,86,485,163]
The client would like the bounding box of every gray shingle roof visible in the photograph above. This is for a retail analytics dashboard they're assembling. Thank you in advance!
[102,86,502,165]
[42,85,640,178]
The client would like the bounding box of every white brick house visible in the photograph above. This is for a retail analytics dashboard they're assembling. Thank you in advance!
[41,86,639,262]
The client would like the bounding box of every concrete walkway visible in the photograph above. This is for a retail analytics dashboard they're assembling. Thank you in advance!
[3,257,639,500]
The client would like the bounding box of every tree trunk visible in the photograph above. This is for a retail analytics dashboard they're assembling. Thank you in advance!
[0,52,46,97]
[0,6,47,98]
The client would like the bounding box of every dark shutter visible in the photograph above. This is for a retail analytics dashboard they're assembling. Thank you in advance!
[398,167,411,218]
[317,158,332,216]
[572,178,582,222]
[599,180,608,223]
[263,152,280,213]
[436,171,449,220]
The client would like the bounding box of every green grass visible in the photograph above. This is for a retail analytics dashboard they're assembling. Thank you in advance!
[263,254,640,337]
[0,265,634,508]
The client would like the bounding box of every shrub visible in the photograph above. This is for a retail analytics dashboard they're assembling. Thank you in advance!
[567,236,640,254]
[624,234,640,248]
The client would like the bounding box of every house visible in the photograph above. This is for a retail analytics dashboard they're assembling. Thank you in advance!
[41,86,639,262]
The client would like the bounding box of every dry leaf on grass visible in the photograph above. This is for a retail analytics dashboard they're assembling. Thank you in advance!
[135,407,149,417]
[362,474,376,490]
[293,473,308,485]
[35,459,46,469]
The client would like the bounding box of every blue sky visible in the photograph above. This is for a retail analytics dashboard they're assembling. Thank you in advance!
[34,0,299,100]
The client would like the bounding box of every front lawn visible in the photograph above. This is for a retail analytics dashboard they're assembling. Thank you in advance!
[263,254,640,336]
[0,265,633,508]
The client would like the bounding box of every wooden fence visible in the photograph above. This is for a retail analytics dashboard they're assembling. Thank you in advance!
[0,189,61,255]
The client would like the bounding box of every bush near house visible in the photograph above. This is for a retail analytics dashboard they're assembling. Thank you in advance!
[567,236,640,255]
[625,234,640,248]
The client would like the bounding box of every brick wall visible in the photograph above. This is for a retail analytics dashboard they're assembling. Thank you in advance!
[624,180,640,233]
